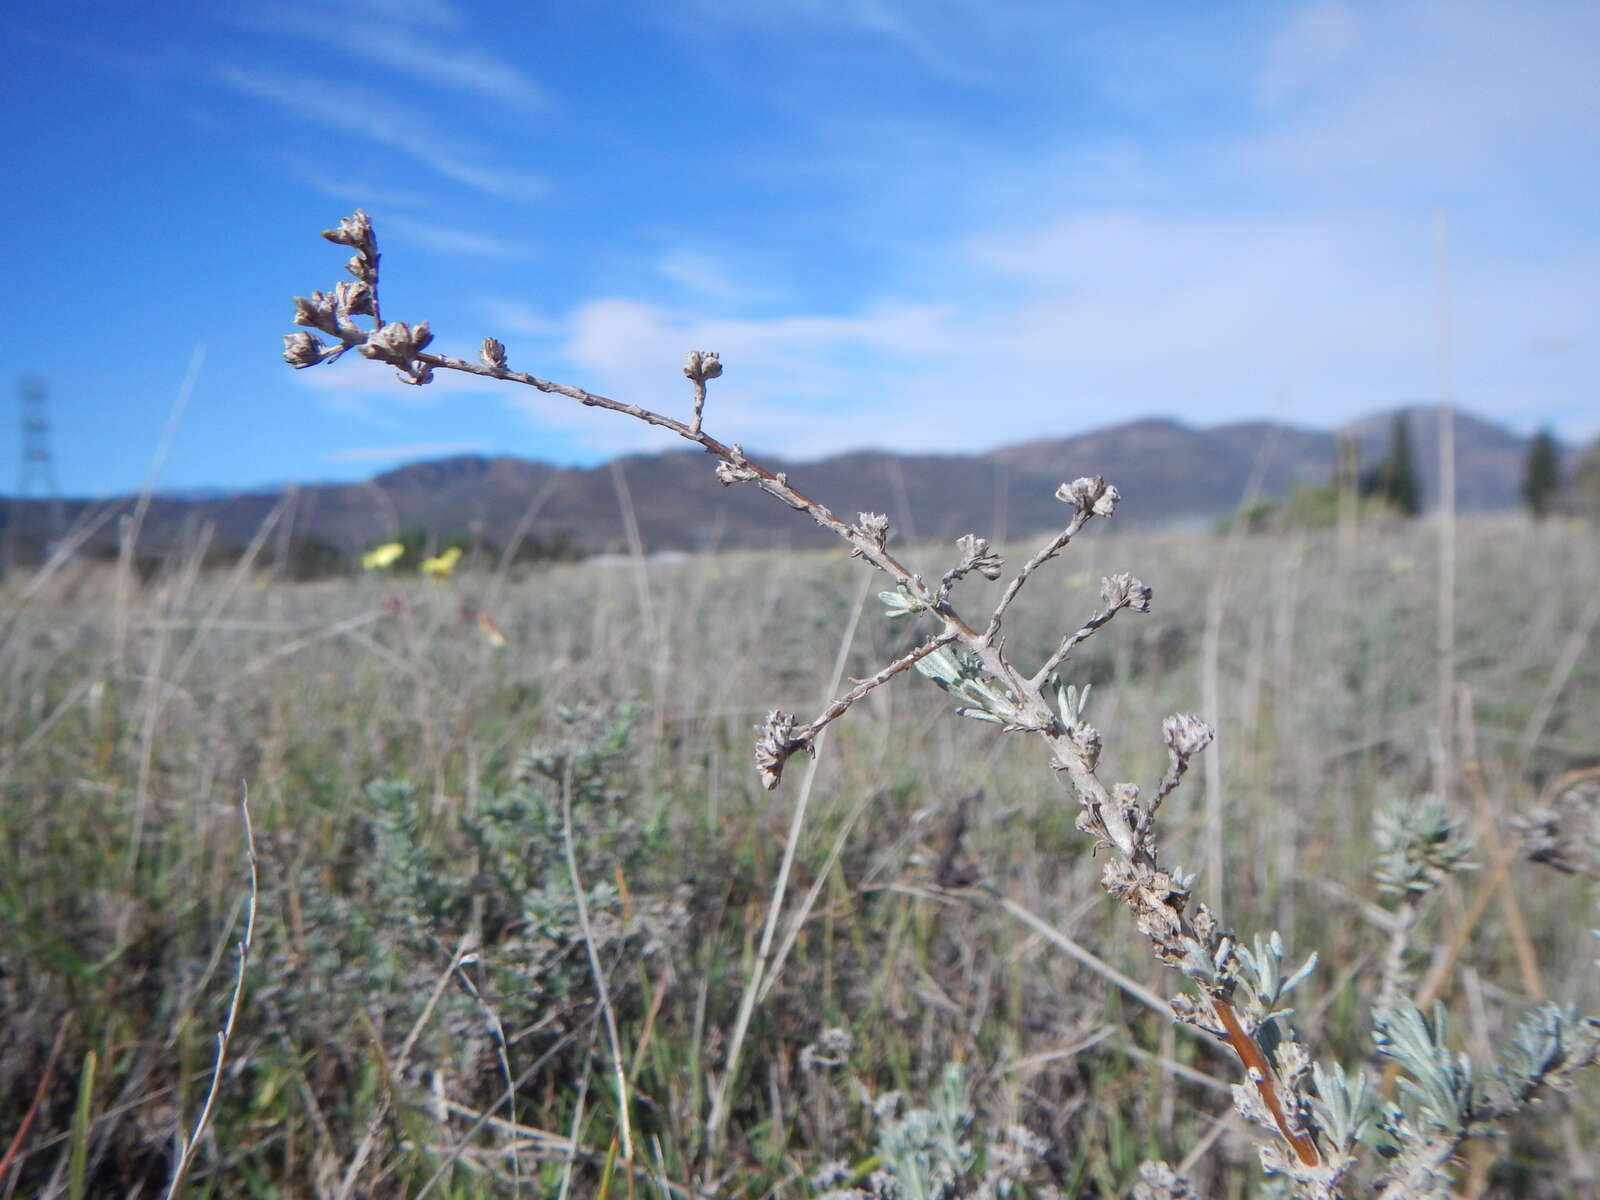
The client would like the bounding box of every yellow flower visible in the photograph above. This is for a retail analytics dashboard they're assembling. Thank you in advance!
[361,541,405,571]
[421,546,463,578]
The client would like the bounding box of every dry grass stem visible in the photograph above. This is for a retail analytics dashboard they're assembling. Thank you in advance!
[160,791,257,1200]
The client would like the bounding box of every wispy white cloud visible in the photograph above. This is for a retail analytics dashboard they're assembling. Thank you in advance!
[248,1,1600,465]
[485,295,960,457]
[322,28,547,111]
[1244,0,1600,184]
[293,166,433,209]
[480,299,562,338]
[233,0,547,110]
[489,191,1599,458]
[654,250,752,302]
[669,0,1107,92]
[384,215,532,259]
[327,440,479,461]
[1258,0,1359,107]
[216,67,547,200]
[330,0,465,30]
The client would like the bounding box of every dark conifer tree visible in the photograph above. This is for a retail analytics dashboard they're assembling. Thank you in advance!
[1360,412,1422,516]
[1521,428,1562,518]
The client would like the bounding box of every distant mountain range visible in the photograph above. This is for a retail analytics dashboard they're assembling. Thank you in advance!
[0,407,1572,561]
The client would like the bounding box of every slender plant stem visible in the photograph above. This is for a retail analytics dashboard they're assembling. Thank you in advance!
[704,573,870,1154]
[561,768,634,1164]
[162,791,258,1200]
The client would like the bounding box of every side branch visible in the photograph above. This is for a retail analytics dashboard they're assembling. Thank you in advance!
[1031,573,1151,688]
[799,630,961,743]
[986,512,1092,642]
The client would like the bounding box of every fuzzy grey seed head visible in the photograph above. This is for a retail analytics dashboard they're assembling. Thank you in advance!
[754,709,808,790]
[715,459,761,487]
[363,320,429,363]
[955,533,1005,580]
[1056,475,1119,516]
[359,321,434,384]
[344,254,368,281]
[360,321,414,362]
[682,349,723,383]
[292,291,339,335]
[336,278,373,318]
[282,331,327,368]
[1102,572,1152,613]
[859,512,891,547]
[1162,713,1214,759]
[321,209,375,253]
[480,337,507,370]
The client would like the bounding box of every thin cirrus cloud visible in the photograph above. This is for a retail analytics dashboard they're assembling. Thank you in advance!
[280,0,1600,459]
[215,67,547,201]
[1256,0,1359,107]
[248,1,1599,469]
[494,295,964,458]
[291,166,433,210]
[1241,1,1600,184]
[654,250,754,302]
[478,197,1600,460]
[307,27,548,111]
[232,0,549,111]
[383,214,533,260]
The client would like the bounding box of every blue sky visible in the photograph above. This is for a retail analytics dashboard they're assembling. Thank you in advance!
[5,0,1597,497]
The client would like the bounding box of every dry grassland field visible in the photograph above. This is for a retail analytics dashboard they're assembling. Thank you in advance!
[1,513,1597,1197]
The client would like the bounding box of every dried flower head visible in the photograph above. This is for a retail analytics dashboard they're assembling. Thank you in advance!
[480,337,508,370]
[359,320,435,384]
[1102,572,1152,613]
[321,208,376,254]
[292,290,341,336]
[1057,475,1120,517]
[682,349,723,383]
[335,278,374,318]
[282,331,327,369]
[754,709,810,790]
[857,512,891,550]
[1162,713,1214,760]
[955,533,1004,580]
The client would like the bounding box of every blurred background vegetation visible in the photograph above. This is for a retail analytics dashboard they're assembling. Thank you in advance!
[1,510,1596,1196]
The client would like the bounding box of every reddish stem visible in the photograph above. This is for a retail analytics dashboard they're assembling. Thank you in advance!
[1213,996,1320,1167]
[0,1012,74,1184]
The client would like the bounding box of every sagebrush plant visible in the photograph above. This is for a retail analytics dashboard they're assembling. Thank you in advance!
[282,210,1599,1195]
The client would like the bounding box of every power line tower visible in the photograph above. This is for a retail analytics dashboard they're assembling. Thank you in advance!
[7,375,65,570]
